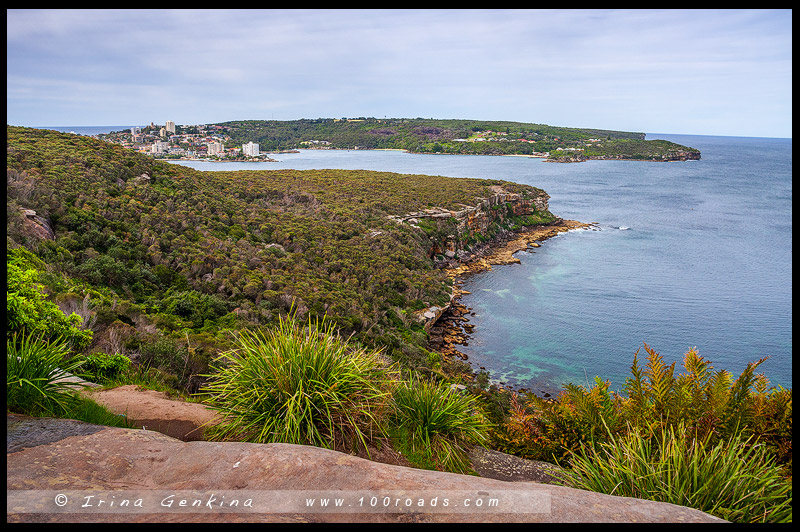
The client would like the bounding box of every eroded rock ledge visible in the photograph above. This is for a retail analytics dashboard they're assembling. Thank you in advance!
[7,414,724,523]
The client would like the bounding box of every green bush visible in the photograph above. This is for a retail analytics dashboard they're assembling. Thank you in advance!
[6,333,84,416]
[201,315,395,454]
[561,424,793,523]
[390,378,490,474]
[7,247,92,350]
[74,352,132,383]
[161,290,230,329]
[493,344,793,473]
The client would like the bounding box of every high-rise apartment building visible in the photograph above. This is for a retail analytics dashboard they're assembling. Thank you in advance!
[207,142,224,156]
[242,141,260,157]
[165,121,176,134]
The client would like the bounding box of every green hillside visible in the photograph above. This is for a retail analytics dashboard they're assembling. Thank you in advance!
[6,125,548,386]
[212,117,700,160]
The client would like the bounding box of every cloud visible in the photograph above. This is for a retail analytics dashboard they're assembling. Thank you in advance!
[6,9,792,136]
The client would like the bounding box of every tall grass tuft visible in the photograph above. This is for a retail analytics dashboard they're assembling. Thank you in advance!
[391,378,490,474]
[200,315,395,454]
[7,332,84,416]
[561,424,792,523]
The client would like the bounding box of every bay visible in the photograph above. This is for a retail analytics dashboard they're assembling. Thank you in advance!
[170,134,792,395]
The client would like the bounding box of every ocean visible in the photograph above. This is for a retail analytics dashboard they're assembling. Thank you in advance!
[170,134,792,395]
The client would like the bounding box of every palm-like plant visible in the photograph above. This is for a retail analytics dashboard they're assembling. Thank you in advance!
[391,378,490,473]
[7,333,85,415]
[200,315,395,454]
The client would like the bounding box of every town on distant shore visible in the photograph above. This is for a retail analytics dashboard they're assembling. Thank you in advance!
[95,117,701,163]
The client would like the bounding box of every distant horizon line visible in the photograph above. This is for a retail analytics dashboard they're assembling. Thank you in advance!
[11,122,792,141]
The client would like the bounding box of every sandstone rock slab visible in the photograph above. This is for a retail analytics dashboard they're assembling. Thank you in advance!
[7,414,725,523]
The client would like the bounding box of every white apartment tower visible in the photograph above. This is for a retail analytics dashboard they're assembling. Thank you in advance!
[165,121,176,134]
[151,141,169,154]
[242,141,260,157]
[207,142,224,156]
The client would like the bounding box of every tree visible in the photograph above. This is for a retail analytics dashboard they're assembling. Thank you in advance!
[6,247,92,351]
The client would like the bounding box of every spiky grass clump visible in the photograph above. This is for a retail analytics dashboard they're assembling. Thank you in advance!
[391,378,490,474]
[6,333,84,415]
[201,315,395,454]
[561,424,793,523]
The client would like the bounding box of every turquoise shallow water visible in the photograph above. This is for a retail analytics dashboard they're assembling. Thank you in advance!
[171,134,792,395]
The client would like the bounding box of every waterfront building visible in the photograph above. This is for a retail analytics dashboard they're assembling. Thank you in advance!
[207,141,224,156]
[242,141,260,157]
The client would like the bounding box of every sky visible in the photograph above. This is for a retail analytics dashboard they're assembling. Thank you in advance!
[6,9,793,138]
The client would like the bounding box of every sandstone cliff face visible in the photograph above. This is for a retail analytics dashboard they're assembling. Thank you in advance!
[7,414,725,523]
[391,187,552,263]
[18,208,55,240]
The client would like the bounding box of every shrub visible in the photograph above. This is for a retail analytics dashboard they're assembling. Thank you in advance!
[74,352,132,383]
[495,377,624,465]
[201,315,395,454]
[138,336,190,375]
[494,344,793,472]
[7,247,92,350]
[6,333,84,416]
[390,378,490,474]
[561,424,793,523]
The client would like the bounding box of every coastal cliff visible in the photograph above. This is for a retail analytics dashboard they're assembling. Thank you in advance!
[422,219,591,369]
[391,186,591,347]
[386,185,562,333]
[390,185,554,268]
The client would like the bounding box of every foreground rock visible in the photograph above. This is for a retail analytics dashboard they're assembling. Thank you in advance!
[7,415,724,523]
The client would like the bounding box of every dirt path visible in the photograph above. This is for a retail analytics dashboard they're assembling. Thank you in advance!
[80,385,567,480]
[83,385,221,441]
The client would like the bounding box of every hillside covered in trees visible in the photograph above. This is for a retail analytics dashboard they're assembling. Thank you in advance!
[211,117,700,161]
[7,125,553,388]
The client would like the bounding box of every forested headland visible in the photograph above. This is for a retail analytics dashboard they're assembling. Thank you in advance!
[203,117,701,161]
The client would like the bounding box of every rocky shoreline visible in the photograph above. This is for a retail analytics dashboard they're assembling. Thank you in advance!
[427,218,594,394]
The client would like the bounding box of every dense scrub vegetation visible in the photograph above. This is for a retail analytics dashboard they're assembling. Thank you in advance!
[6,125,544,387]
[6,126,788,521]
[211,117,699,160]
[488,344,792,522]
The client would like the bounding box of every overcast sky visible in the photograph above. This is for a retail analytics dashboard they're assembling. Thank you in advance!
[6,9,792,138]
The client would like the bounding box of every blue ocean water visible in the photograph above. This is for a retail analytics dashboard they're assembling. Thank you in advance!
[171,134,792,394]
